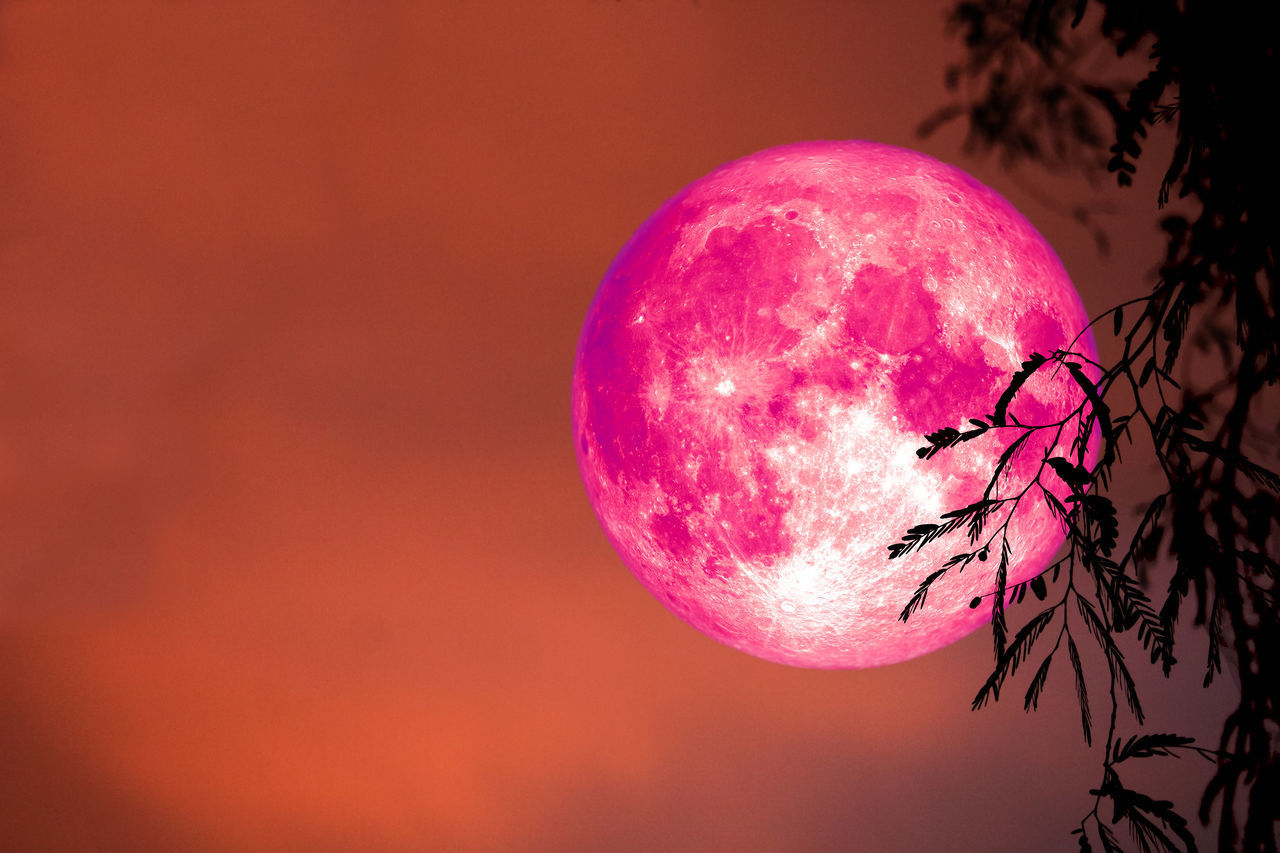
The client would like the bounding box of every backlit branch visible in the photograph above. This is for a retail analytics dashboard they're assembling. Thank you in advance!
[904,0,1280,849]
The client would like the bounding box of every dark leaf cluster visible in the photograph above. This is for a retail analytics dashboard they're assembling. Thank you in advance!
[906,1,1280,848]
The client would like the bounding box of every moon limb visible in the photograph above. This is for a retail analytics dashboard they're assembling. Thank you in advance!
[573,140,1095,668]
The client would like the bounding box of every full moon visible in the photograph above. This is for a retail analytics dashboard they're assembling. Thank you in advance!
[572,141,1096,668]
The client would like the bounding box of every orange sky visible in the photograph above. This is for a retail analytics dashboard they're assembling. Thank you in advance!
[0,2,1234,850]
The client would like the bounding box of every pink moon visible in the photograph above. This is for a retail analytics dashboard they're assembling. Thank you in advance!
[572,141,1096,668]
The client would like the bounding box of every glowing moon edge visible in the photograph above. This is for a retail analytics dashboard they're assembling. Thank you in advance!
[572,140,1097,668]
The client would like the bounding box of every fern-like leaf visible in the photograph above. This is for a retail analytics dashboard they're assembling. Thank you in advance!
[1069,635,1092,745]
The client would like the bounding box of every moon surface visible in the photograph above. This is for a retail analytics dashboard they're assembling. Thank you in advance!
[572,141,1096,668]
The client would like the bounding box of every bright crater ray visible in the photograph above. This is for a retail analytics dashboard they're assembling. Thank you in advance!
[572,141,1097,668]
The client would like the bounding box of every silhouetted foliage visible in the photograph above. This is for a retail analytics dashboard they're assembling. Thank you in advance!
[897,1,1279,850]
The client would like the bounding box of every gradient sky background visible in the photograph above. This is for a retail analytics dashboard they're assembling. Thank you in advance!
[0,2,1237,850]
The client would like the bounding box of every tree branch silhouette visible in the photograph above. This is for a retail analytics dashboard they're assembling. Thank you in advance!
[897,1,1279,850]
